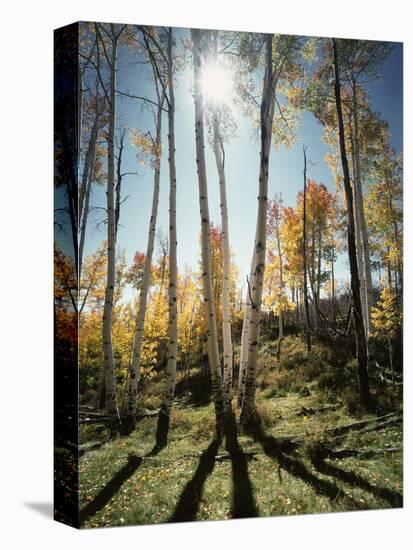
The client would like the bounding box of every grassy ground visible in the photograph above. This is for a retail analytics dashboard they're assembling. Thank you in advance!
[79,337,403,528]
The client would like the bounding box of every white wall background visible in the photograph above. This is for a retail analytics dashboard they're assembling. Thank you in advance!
[0,1,411,548]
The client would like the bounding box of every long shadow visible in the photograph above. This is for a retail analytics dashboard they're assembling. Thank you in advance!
[79,454,143,526]
[311,456,403,508]
[169,437,221,522]
[225,414,258,518]
[250,420,363,509]
[80,405,192,526]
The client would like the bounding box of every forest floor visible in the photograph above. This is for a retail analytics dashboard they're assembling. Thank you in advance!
[79,336,403,528]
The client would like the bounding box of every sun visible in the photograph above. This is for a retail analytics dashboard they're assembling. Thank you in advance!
[201,61,233,104]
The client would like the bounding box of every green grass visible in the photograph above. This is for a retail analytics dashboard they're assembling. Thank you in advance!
[79,337,403,528]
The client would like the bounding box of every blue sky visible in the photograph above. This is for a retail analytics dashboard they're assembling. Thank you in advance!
[82,31,402,298]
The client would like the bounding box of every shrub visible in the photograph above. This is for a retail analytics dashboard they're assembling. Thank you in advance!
[169,408,193,432]
[318,371,338,391]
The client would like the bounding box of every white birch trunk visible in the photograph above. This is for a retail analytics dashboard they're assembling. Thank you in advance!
[212,112,233,408]
[276,214,284,359]
[192,28,226,429]
[238,252,255,406]
[159,29,178,424]
[102,29,120,419]
[126,93,165,417]
[350,122,368,337]
[351,79,374,338]
[240,35,275,425]
[353,178,368,331]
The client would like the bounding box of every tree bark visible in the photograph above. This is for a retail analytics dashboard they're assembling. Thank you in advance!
[158,28,179,433]
[351,77,374,338]
[240,34,275,425]
[212,112,233,408]
[238,253,255,406]
[349,121,368,337]
[331,256,336,328]
[126,92,165,417]
[332,38,370,406]
[101,25,121,420]
[302,147,311,354]
[275,203,284,360]
[192,28,226,430]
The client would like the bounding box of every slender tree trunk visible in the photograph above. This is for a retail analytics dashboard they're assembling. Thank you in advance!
[212,112,233,408]
[385,172,403,298]
[102,29,120,420]
[240,34,275,426]
[192,28,226,431]
[349,120,368,337]
[275,209,284,360]
[332,38,370,406]
[79,115,98,223]
[387,335,395,391]
[310,223,319,333]
[157,29,179,441]
[387,248,393,290]
[331,256,336,328]
[126,93,165,417]
[295,284,300,329]
[114,129,127,240]
[351,77,374,338]
[58,124,79,281]
[238,253,255,406]
[79,128,96,275]
[303,148,311,354]
[316,229,322,327]
[393,220,403,297]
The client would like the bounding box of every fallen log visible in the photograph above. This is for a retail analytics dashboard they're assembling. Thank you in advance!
[320,446,402,460]
[79,409,160,425]
[79,417,109,424]
[269,414,402,449]
[296,404,339,417]
[327,413,399,437]
[79,411,107,418]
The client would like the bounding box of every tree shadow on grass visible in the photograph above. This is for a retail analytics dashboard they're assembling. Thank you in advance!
[249,418,364,510]
[169,437,221,522]
[79,454,143,526]
[79,426,169,527]
[225,414,258,518]
[311,455,403,508]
